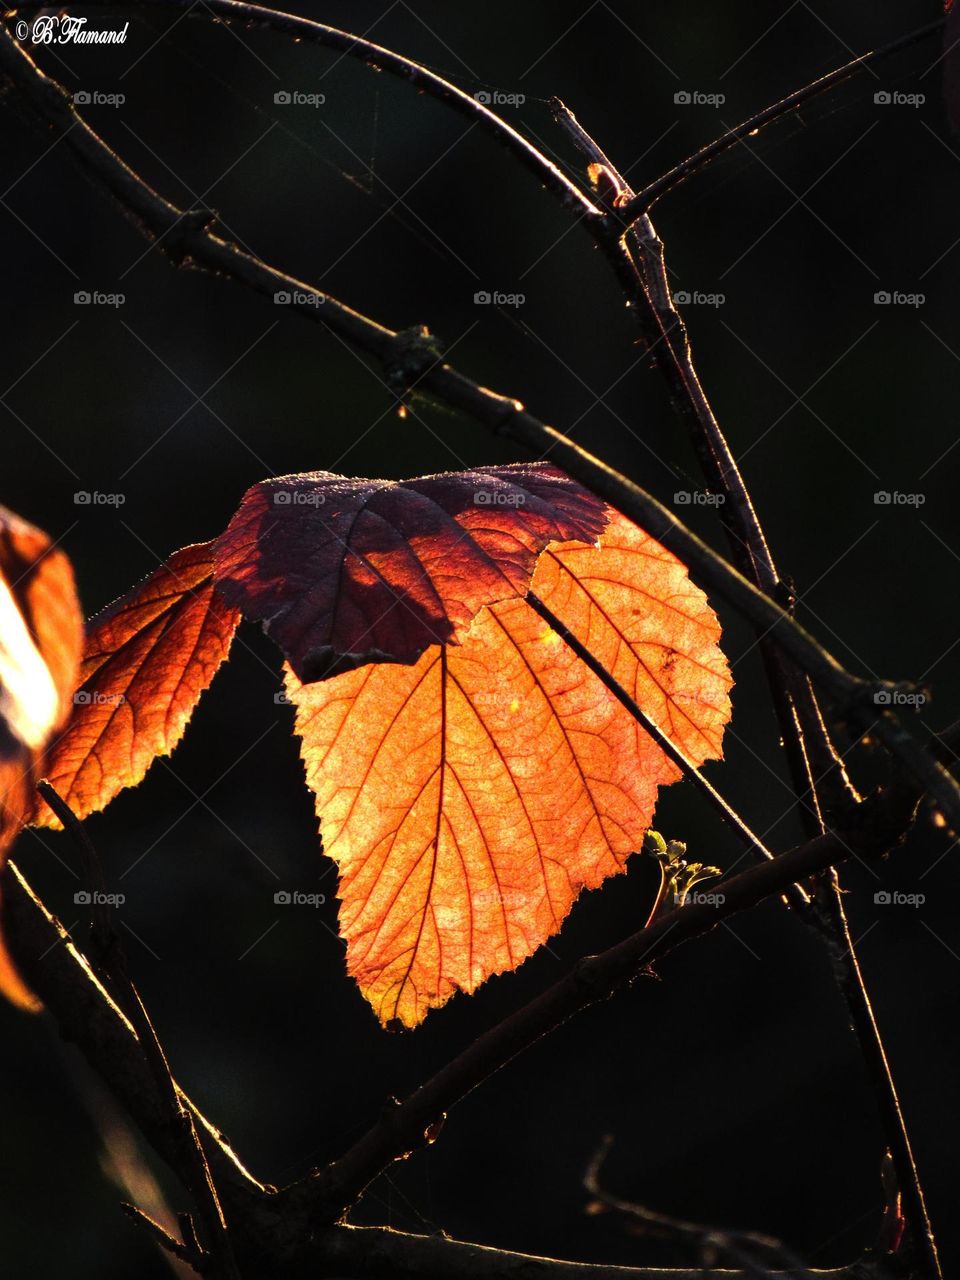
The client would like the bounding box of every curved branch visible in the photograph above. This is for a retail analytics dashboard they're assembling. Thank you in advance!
[312,1223,863,1280]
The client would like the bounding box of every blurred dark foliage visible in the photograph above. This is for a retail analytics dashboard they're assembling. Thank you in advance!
[1,2,958,1276]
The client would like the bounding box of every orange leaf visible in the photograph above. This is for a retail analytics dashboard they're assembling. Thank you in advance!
[0,507,83,1009]
[288,511,732,1028]
[33,542,240,828]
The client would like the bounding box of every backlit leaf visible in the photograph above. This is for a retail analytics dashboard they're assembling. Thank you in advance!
[214,463,607,681]
[0,507,83,1009]
[287,511,732,1028]
[32,542,240,829]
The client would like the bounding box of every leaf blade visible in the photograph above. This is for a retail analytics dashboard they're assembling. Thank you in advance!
[289,509,732,1027]
[33,542,240,828]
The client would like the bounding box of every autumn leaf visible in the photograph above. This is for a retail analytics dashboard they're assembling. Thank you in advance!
[0,507,83,1008]
[214,463,607,681]
[287,511,732,1028]
[32,542,240,828]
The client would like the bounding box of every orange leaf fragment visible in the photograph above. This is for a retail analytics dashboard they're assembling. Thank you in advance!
[0,507,83,1008]
[33,542,240,828]
[288,511,732,1027]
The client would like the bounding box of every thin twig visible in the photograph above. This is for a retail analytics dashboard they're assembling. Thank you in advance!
[121,1203,205,1272]
[584,1136,816,1280]
[624,18,945,217]
[35,781,240,1280]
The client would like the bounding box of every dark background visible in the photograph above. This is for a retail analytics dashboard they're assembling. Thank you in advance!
[2,2,958,1276]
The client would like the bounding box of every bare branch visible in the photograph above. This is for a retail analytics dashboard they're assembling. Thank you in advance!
[281,786,919,1225]
[35,781,241,1279]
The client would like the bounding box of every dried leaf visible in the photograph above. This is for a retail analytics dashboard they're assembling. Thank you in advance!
[288,511,732,1027]
[0,508,83,1008]
[33,543,240,828]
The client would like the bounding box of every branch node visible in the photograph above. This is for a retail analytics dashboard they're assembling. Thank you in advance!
[383,324,445,406]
